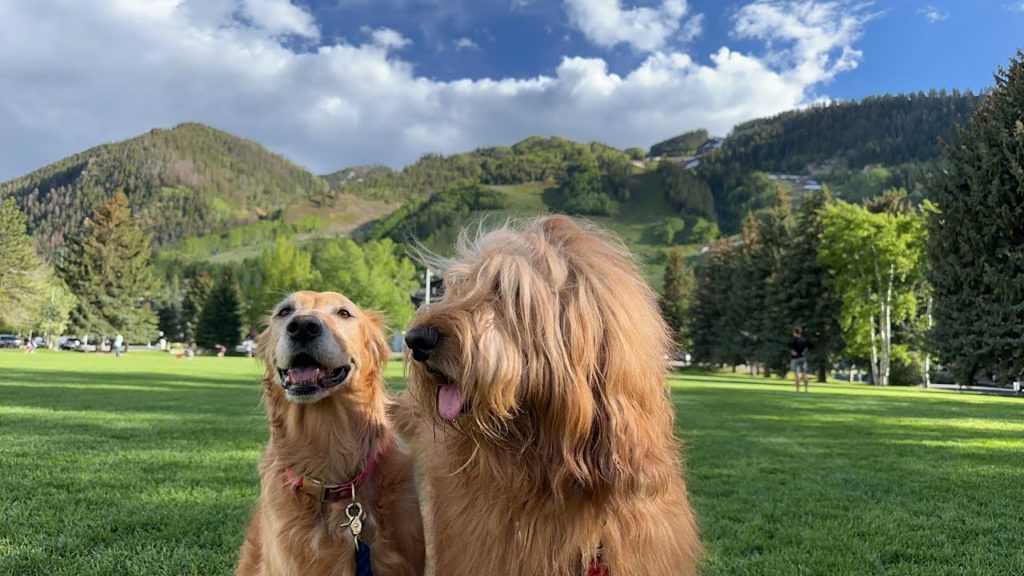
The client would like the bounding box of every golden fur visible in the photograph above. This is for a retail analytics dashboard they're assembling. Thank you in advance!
[399,216,700,575]
[237,291,424,576]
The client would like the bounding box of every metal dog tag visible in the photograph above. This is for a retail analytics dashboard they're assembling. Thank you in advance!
[342,502,365,549]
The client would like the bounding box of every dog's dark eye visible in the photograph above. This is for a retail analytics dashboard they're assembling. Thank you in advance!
[337,308,352,318]
[276,306,294,318]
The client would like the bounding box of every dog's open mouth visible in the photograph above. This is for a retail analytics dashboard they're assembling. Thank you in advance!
[425,366,470,420]
[277,353,352,396]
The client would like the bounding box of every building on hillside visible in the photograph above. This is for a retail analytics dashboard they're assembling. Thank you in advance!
[696,137,725,155]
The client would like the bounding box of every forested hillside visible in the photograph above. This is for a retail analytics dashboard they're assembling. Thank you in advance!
[0,123,330,255]
[0,89,984,285]
[325,136,638,203]
[0,85,991,356]
[702,91,979,175]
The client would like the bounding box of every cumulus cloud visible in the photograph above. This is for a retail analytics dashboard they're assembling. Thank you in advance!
[0,0,874,179]
[454,37,479,50]
[361,26,412,50]
[563,0,701,52]
[734,1,876,85]
[917,4,948,23]
[241,0,319,38]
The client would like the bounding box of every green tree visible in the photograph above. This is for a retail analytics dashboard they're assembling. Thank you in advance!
[841,167,892,203]
[819,201,926,386]
[0,199,47,329]
[310,238,418,328]
[863,187,914,215]
[181,272,214,344]
[658,162,715,221]
[744,198,795,376]
[58,191,159,342]
[690,240,747,368]
[247,237,319,327]
[928,50,1024,385]
[649,129,709,157]
[774,188,843,381]
[688,218,720,244]
[195,272,243,350]
[157,300,184,342]
[548,148,613,215]
[655,218,686,245]
[31,276,77,345]
[662,249,695,346]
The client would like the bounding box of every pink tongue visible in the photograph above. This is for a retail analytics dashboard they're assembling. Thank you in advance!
[288,366,320,385]
[437,384,464,421]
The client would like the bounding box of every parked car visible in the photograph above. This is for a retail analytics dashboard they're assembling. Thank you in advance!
[59,337,84,351]
[0,334,23,348]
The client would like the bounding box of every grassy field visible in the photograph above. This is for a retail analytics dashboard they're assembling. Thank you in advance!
[1,350,1022,575]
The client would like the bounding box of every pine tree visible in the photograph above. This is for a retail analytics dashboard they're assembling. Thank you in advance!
[181,272,214,344]
[690,241,740,366]
[0,199,47,328]
[745,197,794,376]
[774,188,843,381]
[195,272,243,350]
[662,249,695,346]
[157,300,184,342]
[928,50,1024,385]
[58,191,158,341]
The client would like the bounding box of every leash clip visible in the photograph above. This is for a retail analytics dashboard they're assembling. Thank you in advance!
[341,501,365,550]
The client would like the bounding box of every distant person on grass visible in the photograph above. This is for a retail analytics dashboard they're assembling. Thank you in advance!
[789,327,813,392]
[114,333,124,358]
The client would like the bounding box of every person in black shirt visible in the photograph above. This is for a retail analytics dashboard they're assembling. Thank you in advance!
[789,327,813,391]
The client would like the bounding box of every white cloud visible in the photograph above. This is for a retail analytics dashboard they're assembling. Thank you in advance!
[563,0,702,52]
[454,37,480,51]
[917,4,948,23]
[361,26,412,50]
[734,1,876,85]
[0,0,874,180]
[1008,1,1024,11]
[240,0,319,38]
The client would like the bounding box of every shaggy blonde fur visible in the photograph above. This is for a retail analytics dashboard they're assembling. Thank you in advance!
[237,291,424,576]
[400,216,700,575]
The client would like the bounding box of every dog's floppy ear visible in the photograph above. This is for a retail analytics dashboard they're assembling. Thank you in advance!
[362,309,390,369]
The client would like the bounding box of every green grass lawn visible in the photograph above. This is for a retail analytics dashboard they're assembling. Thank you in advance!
[1,350,1022,575]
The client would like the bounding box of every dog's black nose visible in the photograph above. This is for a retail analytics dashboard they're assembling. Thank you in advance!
[405,326,441,361]
[286,315,323,344]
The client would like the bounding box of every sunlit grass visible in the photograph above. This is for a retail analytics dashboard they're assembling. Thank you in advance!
[1,351,1021,574]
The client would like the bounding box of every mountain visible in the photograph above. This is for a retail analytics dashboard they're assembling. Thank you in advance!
[324,136,640,203]
[699,90,981,184]
[0,123,331,255]
[2,90,983,270]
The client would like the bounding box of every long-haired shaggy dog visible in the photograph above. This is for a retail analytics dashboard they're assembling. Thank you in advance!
[400,216,700,575]
[237,291,425,576]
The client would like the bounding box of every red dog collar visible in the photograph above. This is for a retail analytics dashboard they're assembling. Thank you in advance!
[285,439,390,502]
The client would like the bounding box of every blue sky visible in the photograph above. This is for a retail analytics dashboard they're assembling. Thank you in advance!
[0,0,1021,180]
[306,1,1021,98]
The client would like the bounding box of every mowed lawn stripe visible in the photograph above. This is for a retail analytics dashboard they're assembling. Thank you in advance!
[675,373,1024,575]
[1,351,1022,575]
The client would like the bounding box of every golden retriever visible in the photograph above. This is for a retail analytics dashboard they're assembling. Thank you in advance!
[399,216,700,575]
[237,291,424,576]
